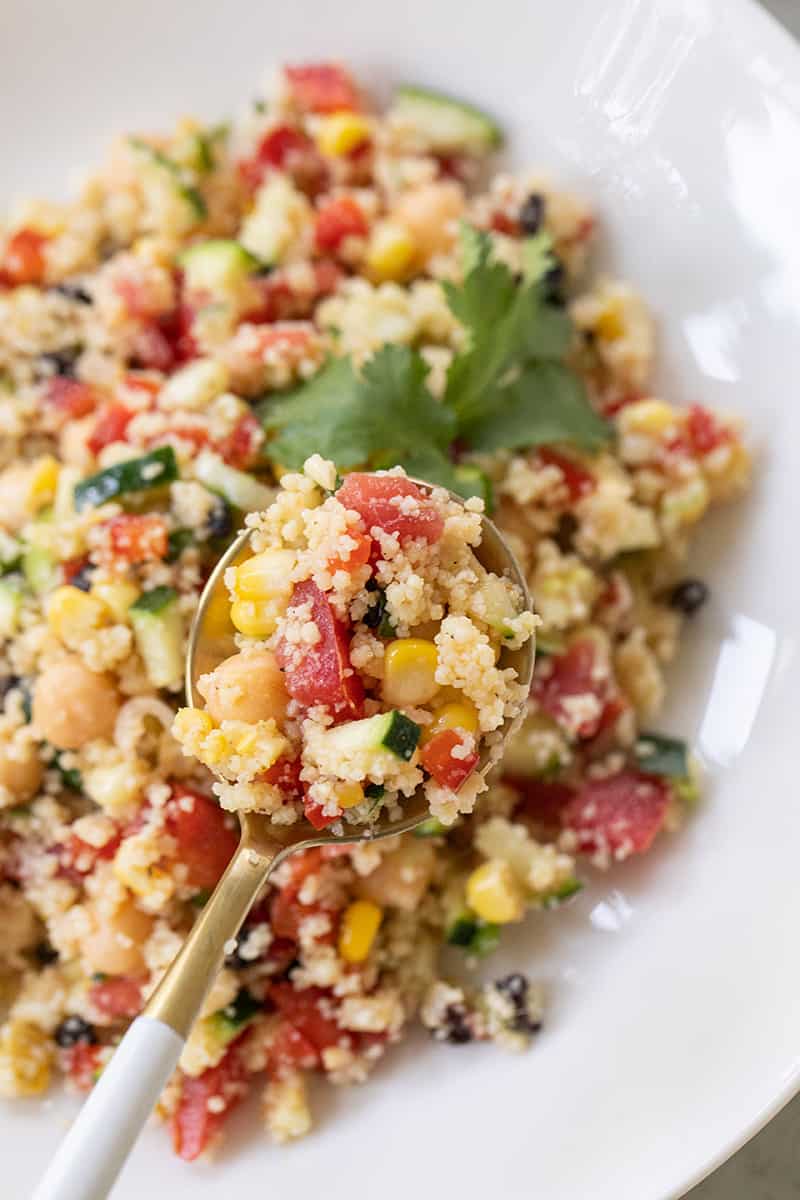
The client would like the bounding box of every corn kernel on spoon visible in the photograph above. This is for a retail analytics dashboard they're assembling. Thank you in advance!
[33,480,533,1200]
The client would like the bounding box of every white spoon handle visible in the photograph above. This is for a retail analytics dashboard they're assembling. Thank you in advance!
[32,1016,183,1200]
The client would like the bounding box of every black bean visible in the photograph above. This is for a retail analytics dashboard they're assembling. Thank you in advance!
[33,940,59,966]
[668,578,709,616]
[68,563,95,593]
[543,261,565,305]
[39,347,82,378]
[495,973,542,1034]
[0,674,21,704]
[54,1016,97,1048]
[205,495,233,541]
[441,1004,473,1045]
[554,512,578,553]
[52,282,93,305]
[225,923,270,969]
[518,193,545,236]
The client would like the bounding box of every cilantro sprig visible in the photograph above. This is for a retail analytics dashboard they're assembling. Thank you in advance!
[257,226,610,501]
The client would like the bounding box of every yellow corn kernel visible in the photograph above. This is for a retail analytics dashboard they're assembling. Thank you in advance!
[46,585,107,646]
[113,856,172,903]
[235,728,259,755]
[0,1019,53,1097]
[201,729,230,766]
[466,859,525,924]
[335,781,364,810]
[618,398,677,439]
[235,549,296,602]
[27,456,60,512]
[173,707,215,741]
[423,700,479,745]
[230,599,279,639]
[383,638,439,707]
[366,220,416,283]
[91,580,140,622]
[338,900,383,964]
[660,474,709,531]
[594,303,625,341]
[316,111,371,157]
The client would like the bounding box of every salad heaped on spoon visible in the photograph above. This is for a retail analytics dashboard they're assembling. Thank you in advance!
[173,457,537,829]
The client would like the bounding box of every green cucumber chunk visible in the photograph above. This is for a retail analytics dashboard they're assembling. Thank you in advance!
[633,732,689,779]
[179,239,262,294]
[21,545,57,596]
[128,137,207,221]
[319,711,422,765]
[74,446,179,511]
[194,450,273,513]
[391,84,503,154]
[129,586,183,689]
[208,988,261,1047]
[446,911,500,956]
[414,815,447,838]
[0,578,23,638]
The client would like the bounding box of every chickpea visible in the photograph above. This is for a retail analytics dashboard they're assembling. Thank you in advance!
[198,649,289,727]
[0,736,42,803]
[394,182,465,261]
[0,464,34,533]
[82,898,154,977]
[32,655,120,749]
[356,841,436,912]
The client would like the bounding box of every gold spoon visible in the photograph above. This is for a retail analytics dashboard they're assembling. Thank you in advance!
[33,482,533,1200]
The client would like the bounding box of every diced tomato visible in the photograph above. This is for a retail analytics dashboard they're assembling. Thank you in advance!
[303,797,338,831]
[511,776,575,831]
[58,830,121,881]
[44,377,97,421]
[89,976,143,1020]
[686,404,730,456]
[490,211,520,236]
[217,411,263,469]
[64,1042,103,1092]
[268,1021,318,1075]
[129,324,175,372]
[0,229,47,287]
[336,474,444,545]
[270,847,334,941]
[314,196,368,254]
[102,514,168,564]
[239,124,327,196]
[327,530,373,575]
[260,755,304,800]
[170,1044,249,1161]
[284,63,360,114]
[270,983,348,1057]
[421,729,480,791]
[246,263,341,324]
[532,636,614,740]
[313,258,343,298]
[153,423,210,454]
[87,403,134,454]
[165,786,239,891]
[131,305,197,371]
[275,579,364,720]
[560,770,670,858]
[538,448,595,502]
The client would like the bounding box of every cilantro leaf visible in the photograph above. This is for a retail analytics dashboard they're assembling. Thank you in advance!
[258,357,372,469]
[461,362,611,453]
[359,344,456,459]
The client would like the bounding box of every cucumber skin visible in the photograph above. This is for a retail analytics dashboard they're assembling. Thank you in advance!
[129,585,178,615]
[379,711,421,761]
[394,85,503,151]
[74,446,179,511]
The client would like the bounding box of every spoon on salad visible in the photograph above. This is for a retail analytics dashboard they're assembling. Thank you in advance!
[34,470,535,1200]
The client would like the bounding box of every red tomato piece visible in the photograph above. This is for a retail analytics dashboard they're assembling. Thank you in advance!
[268,1022,318,1074]
[270,983,348,1056]
[336,474,444,545]
[64,1042,103,1092]
[313,258,342,297]
[532,637,613,740]
[686,404,731,456]
[303,797,338,831]
[314,196,368,254]
[240,124,328,195]
[560,770,670,858]
[327,530,373,575]
[275,579,364,719]
[421,729,480,791]
[490,211,520,236]
[87,403,134,454]
[0,229,47,287]
[44,377,97,420]
[103,514,168,564]
[284,63,360,114]
[510,776,575,831]
[260,755,303,800]
[170,1044,249,1161]
[165,786,238,891]
[58,830,121,881]
[89,976,143,1019]
[246,263,341,323]
[269,847,337,941]
[60,555,91,587]
[538,448,595,502]
[217,411,263,469]
[129,324,175,372]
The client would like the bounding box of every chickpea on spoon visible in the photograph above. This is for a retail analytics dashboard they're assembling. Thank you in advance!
[34,461,535,1200]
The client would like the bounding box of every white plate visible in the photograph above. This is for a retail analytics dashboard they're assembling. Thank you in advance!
[3,1,800,1197]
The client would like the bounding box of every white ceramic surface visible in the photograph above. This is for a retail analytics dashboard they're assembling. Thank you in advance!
[3,1,800,1197]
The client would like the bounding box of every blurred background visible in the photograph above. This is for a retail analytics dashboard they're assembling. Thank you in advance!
[688,1,799,1197]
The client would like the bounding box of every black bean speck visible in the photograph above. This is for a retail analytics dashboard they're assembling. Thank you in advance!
[518,193,545,236]
[52,282,93,305]
[554,512,578,553]
[668,578,709,616]
[205,495,233,541]
[441,1004,473,1045]
[543,261,565,305]
[39,347,82,378]
[54,1016,97,1048]
[68,564,95,593]
[34,940,59,966]
[495,973,542,1034]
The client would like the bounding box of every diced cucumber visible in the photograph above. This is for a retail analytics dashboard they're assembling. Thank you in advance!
[21,545,57,596]
[633,732,689,779]
[414,815,447,838]
[128,137,207,223]
[129,586,183,690]
[194,450,273,512]
[480,572,522,641]
[320,710,421,764]
[239,175,308,263]
[0,579,23,639]
[54,754,83,793]
[446,911,500,956]
[391,84,503,154]
[166,528,195,563]
[207,988,261,1047]
[179,239,262,296]
[452,464,494,510]
[0,532,21,574]
[542,878,583,910]
[74,446,179,511]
